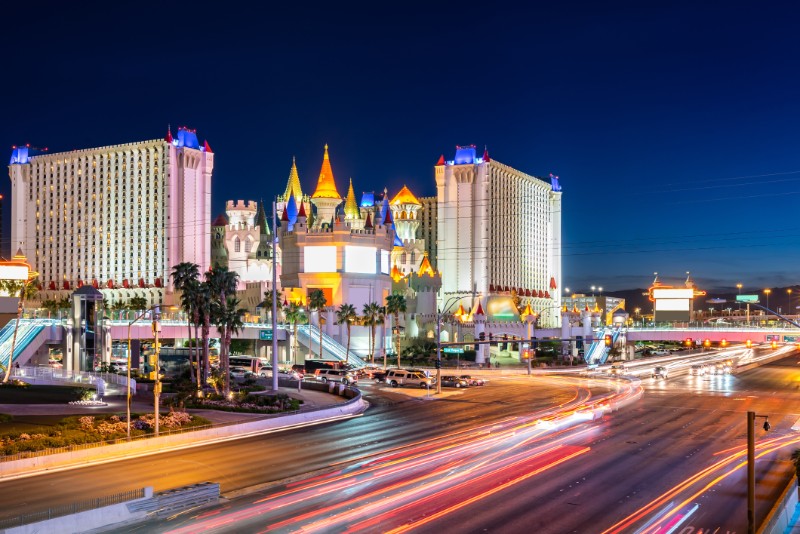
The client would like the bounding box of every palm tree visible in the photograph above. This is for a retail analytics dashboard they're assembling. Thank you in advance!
[284,302,306,365]
[172,261,200,386]
[41,299,59,318]
[212,295,245,395]
[172,262,200,384]
[385,293,407,368]
[110,301,128,320]
[2,278,38,383]
[362,302,384,366]
[336,304,357,366]
[262,290,274,324]
[56,296,71,317]
[128,296,148,313]
[206,266,240,396]
[308,289,327,361]
[194,283,212,388]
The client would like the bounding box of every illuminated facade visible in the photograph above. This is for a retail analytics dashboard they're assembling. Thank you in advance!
[8,127,213,306]
[435,146,562,326]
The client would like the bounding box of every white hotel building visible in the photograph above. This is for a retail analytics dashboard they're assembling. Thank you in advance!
[8,127,213,306]
[435,145,562,326]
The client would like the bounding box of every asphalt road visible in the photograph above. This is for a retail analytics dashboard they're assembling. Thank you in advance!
[3,355,800,533]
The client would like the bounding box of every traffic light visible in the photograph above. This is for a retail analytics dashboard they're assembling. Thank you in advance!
[685,338,693,347]
[720,339,728,347]
[503,334,509,341]
[489,333,494,341]
[479,332,485,341]
[604,335,612,347]
[703,339,711,348]
[771,340,778,349]
[746,339,752,348]
[434,359,441,369]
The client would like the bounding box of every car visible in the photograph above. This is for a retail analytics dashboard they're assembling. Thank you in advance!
[384,369,433,388]
[608,364,627,375]
[689,364,706,376]
[459,375,485,386]
[314,368,358,385]
[652,366,668,379]
[440,376,469,388]
[230,366,254,379]
[259,367,302,380]
[371,371,388,383]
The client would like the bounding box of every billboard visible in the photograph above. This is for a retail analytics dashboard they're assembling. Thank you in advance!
[304,246,337,273]
[345,246,377,274]
[736,295,759,303]
[652,288,694,299]
[652,288,693,322]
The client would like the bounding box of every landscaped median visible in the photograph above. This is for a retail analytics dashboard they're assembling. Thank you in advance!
[0,386,367,479]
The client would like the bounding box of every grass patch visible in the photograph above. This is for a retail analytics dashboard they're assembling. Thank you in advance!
[0,385,86,404]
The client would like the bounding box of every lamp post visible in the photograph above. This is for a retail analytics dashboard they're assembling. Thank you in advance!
[436,296,464,395]
[764,289,771,319]
[127,304,162,441]
[747,411,770,534]
[525,312,538,375]
[737,283,743,311]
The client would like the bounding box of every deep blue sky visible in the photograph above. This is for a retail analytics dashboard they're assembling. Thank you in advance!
[3,1,799,293]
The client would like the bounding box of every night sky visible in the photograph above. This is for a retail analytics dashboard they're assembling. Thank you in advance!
[3,1,799,293]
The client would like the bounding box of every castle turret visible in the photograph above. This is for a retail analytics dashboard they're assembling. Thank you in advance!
[310,145,342,227]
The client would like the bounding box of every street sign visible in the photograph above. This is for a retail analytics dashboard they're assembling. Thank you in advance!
[736,295,759,303]
[442,347,464,354]
[259,329,273,341]
[784,335,798,343]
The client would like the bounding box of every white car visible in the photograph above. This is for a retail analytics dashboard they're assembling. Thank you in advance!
[230,366,253,379]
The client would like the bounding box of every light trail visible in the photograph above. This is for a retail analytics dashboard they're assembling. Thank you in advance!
[164,377,640,534]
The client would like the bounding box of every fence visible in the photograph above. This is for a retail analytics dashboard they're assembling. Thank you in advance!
[0,487,145,529]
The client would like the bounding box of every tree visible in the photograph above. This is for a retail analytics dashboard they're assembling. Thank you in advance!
[262,290,275,324]
[284,302,307,365]
[41,299,59,318]
[308,289,327,361]
[2,278,38,382]
[206,266,240,396]
[56,296,71,314]
[193,283,212,389]
[171,262,201,387]
[110,301,128,320]
[385,293,407,368]
[336,304,357,366]
[362,302,384,366]
[128,296,148,312]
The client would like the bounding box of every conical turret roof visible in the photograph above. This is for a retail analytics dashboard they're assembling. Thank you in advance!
[311,144,341,199]
[283,157,303,204]
[390,185,421,206]
[417,252,435,277]
[255,202,270,235]
[344,178,360,220]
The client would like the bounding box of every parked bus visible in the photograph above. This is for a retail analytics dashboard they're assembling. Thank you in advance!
[228,355,263,373]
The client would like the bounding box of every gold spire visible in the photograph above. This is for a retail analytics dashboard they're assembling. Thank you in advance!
[521,302,534,319]
[417,252,435,277]
[344,177,360,220]
[391,262,405,282]
[390,184,421,206]
[282,156,303,205]
[312,144,341,199]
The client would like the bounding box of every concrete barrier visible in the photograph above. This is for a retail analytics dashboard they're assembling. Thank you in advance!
[0,393,366,479]
[759,475,797,534]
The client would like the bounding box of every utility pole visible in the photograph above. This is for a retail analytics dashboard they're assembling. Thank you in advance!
[747,410,770,534]
[271,200,279,393]
[435,312,442,394]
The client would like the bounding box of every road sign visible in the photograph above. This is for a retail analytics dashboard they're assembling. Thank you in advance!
[442,347,464,354]
[784,336,798,343]
[259,329,273,341]
[736,295,759,303]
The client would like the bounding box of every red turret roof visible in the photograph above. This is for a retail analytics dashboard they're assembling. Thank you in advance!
[281,207,289,222]
[545,291,550,299]
[204,140,213,153]
[364,212,373,229]
[383,207,393,225]
[298,202,307,218]
[474,301,485,316]
[436,154,445,166]
[550,276,557,290]
[165,125,173,143]
[212,214,228,226]
[483,147,490,162]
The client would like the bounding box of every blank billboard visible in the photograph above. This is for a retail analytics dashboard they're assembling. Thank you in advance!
[304,246,337,273]
[345,246,377,274]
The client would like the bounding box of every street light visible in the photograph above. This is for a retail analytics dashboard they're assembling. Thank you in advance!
[737,283,743,312]
[436,296,464,395]
[763,288,771,313]
[127,304,162,441]
[747,411,770,534]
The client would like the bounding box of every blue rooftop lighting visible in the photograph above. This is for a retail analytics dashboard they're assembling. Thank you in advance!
[175,128,200,149]
[9,146,29,165]
[285,193,298,227]
[360,192,375,207]
[454,145,477,165]
[550,173,562,192]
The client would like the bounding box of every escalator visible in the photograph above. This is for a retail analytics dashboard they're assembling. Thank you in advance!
[296,324,367,368]
[584,327,623,366]
[0,319,59,368]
